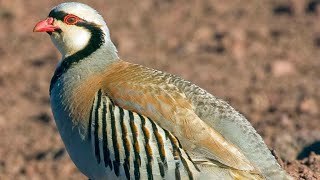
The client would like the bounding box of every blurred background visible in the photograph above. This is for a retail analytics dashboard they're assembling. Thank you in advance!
[0,0,319,179]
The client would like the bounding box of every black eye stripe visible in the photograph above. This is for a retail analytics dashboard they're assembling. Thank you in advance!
[48,11,82,24]
[48,10,97,27]
[48,10,67,21]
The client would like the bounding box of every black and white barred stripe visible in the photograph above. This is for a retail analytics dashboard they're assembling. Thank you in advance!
[88,90,200,180]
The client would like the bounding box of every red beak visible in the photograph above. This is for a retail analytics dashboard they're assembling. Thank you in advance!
[33,17,60,32]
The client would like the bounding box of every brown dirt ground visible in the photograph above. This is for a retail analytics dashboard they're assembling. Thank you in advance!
[0,0,319,179]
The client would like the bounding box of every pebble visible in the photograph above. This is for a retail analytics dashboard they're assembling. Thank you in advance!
[271,60,296,77]
[299,98,318,115]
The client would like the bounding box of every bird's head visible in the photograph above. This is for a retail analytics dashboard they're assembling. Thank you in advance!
[34,2,117,59]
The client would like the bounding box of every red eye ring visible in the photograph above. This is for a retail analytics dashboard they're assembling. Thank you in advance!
[63,14,80,25]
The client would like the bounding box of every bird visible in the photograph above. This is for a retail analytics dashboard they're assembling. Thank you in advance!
[33,2,291,180]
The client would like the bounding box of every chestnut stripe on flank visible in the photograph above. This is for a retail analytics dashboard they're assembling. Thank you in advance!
[167,132,194,180]
[186,151,200,172]
[87,98,94,140]
[102,100,112,168]
[129,111,140,180]
[94,90,102,164]
[164,131,181,180]
[149,118,166,178]
[175,137,199,175]
[119,108,131,179]
[139,115,153,180]
[180,154,194,180]
[110,104,120,176]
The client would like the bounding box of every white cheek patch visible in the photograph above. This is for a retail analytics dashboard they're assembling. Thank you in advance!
[63,26,91,56]
[51,20,92,57]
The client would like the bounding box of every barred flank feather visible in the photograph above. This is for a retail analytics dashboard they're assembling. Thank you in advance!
[89,90,200,179]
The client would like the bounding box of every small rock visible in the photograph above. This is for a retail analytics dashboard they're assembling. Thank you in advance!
[250,93,269,112]
[280,113,293,128]
[299,98,318,115]
[193,26,213,42]
[271,60,296,77]
[167,37,179,50]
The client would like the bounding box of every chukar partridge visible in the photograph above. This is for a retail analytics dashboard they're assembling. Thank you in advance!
[33,2,291,180]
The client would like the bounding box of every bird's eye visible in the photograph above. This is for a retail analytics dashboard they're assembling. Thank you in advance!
[64,14,80,25]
